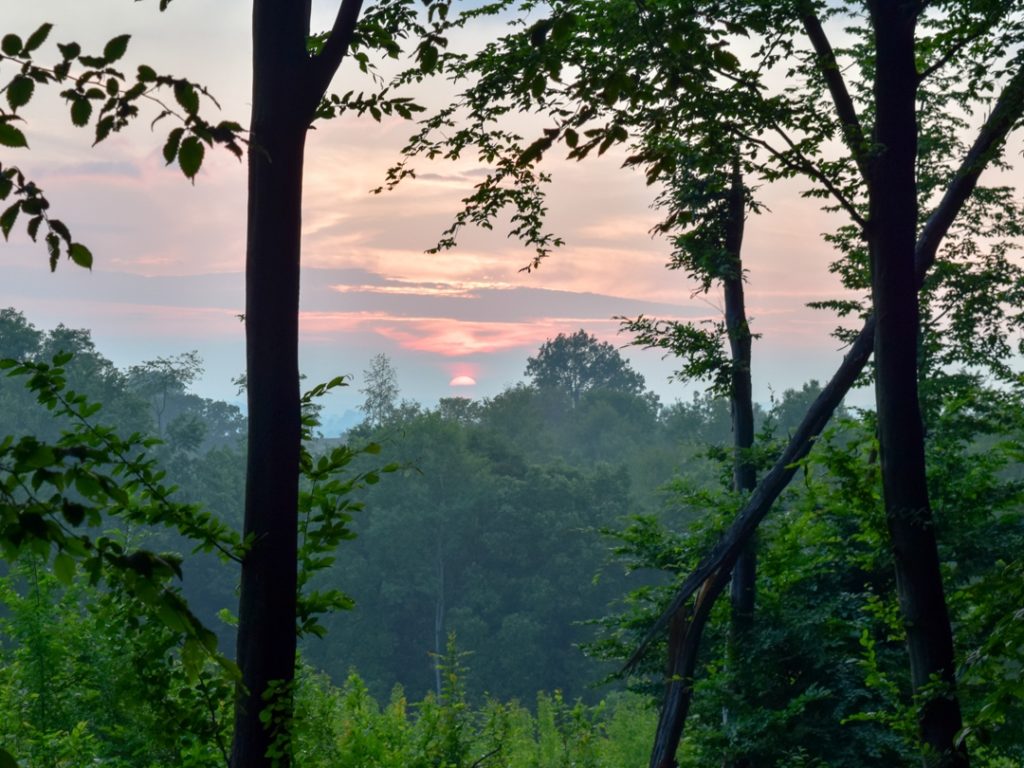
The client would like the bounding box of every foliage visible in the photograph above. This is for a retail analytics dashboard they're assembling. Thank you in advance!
[592,382,1024,766]
[360,353,401,428]
[0,18,244,269]
[525,330,647,407]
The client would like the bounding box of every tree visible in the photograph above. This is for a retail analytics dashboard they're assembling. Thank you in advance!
[525,329,646,407]
[1,3,445,763]
[360,353,400,428]
[382,2,1024,765]
[127,351,204,436]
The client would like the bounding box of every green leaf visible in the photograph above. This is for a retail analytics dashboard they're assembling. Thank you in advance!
[174,81,199,115]
[137,64,157,82]
[61,500,86,526]
[6,76,35,110]
[74,472,102,498]
[181,636,204,680]
[26,215,41,241]
[0,747,19,768]
[162,127,184,164]
[53,552,75,585]
[70,97,92,127]
[1,35,23,57]
[45,232,60,270]
[178,136,204,179]
[103,34,131,63]
[157,602,188,633]
[57,42,81,61]
[0,121,28,148]
[0,202,19,239]
[69,242,93,269]
[419,43,439,73]
[23,23,53,53]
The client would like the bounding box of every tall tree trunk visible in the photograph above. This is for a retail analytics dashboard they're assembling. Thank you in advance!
[232,2,311,765]
[722,167,755,768]
[649,166,753,768]
[868,4,967,766]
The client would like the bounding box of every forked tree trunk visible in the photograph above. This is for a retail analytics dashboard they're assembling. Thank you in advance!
[868,3,967,766]
[232,0,364,762]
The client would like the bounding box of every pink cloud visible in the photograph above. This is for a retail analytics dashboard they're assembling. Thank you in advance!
[298,311,631,357]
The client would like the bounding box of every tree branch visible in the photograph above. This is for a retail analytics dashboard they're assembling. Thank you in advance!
[916,62,1024,268]
[624,62,1024,672]
[744,131,867,231]
[800,10,871,183]
[306,0,365,112]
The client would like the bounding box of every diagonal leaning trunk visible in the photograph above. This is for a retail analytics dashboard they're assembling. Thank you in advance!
[867,3,967,766]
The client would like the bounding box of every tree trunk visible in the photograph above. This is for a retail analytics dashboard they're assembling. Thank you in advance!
[722,167,755,768]
[723,165,756,628]
[231,2,312,765]
[650,165,755,768]
[650,568,732,768]
[868,4,967,766]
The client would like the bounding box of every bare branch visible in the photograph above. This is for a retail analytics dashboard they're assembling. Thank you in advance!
[916,62,1024,268]
[800,11,871,183]
[306,0,364,111]
[744,131,867,230]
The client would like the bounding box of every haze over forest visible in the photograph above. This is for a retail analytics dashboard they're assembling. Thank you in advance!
[2,2,1024,768]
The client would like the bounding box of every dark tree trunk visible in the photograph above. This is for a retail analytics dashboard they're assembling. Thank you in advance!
[650,166,755,768]
[868,4,967,766]
[650,568,732,768]
[231,3,312,765]
[723,166,756,629]
[722,167,755,768]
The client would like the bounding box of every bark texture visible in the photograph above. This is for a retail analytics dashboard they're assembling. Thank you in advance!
[868,4,967,765]
[231,4,311,766]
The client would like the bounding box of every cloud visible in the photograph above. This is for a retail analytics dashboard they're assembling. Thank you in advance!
[46,161,142,180]
[299,311,639,357]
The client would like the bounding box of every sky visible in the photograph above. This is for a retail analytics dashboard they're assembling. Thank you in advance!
[3,1,1021,432]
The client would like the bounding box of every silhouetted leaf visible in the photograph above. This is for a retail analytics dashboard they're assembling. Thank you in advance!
[1,35,22,57]
[0,121,28,148]
[23,23,53,53]
[162,127,184,164]
[0,203,19,239]
[103,34,131,63]
[174,81,199,115]
[6,76,34,110]
[178,136,204,179]
[69,242,92,269]
[70,97,92,127]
